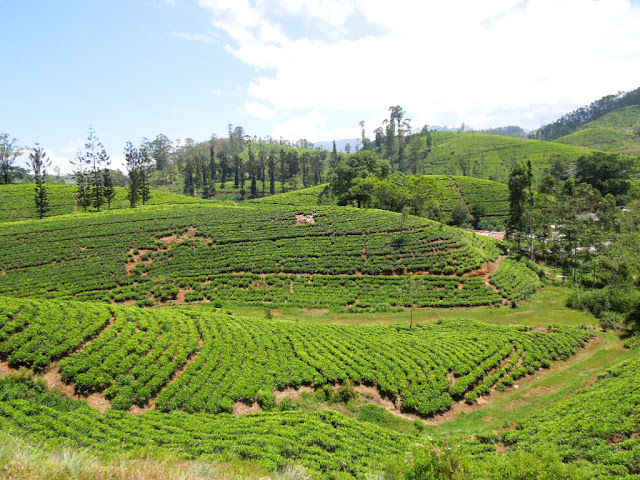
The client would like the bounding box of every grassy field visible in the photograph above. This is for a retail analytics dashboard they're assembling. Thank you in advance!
[0,184,207,223]
[232,285,595,328]
[255,175,513,224]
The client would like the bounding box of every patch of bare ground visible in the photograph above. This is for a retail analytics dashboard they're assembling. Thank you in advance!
[274,386,314,402]
[176,288,192,302]
[295,214,316,224]
[0,360,15,376]
[130,399,156,415]
[522,385,555,397]
[463,255,505,294]
[233,401,262,415]
[354,385,423,421]
[532,326,550,333]
[126,248,154,275]
[424,336,603,425]
[43,363,112,413]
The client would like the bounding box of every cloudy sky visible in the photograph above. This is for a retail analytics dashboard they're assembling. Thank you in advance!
[1,0,639,171]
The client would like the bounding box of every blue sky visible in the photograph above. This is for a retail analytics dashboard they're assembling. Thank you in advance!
[2,0,639,171]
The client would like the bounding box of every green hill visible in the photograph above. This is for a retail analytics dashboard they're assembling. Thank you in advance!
[555,105,640,155]
[258,176,511,223]
[0,183,206,223]
[0,202,527,311]
[411,131,607,182]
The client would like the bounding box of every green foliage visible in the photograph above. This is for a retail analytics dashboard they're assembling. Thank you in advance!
[328,150,390,205]
[0,376,412,479]
[384,442,470,480]
[575,151,634,200]
[0,183,205,223]
[0,202,515,310]
[490,259,543,301]
[0,297,591,416]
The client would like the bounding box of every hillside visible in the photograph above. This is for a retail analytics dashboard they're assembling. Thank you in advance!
[555,105,640,155]
[532,86,640,141]
[257,176,512,223]
[0,183,206,223]
[411,131,607,182]
[0,202,537,311]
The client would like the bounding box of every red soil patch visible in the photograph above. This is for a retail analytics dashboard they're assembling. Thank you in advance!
[43,363,112,413]
[295,214,316,224]
[274,386,314,402]
[233,401,262,415]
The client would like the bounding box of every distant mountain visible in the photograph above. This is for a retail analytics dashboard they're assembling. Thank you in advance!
[479,126,530,138]
[531,86,640,141]
[312,139,359,153]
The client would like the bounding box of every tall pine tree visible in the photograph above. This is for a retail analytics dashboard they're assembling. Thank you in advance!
[29,144,50,219]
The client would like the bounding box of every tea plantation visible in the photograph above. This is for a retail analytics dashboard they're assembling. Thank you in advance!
[0,183,206,223]
[0,202,535,310]
[0,297,592,415]
[0,375,413,479]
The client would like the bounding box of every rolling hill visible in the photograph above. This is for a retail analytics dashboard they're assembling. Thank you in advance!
[414,131,611,182]
[0,183,206,223]
[257,175,512,224]
[555,105,640,155]
[0,202,532,311]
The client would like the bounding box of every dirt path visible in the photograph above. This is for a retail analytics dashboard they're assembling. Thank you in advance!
[463,255,505,294]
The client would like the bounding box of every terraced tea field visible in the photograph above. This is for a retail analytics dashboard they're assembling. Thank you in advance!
[0,183,206,223]
[0,297,593,416]
[0,374,413,479]
[0,202,537,311]
[256,175,512,223]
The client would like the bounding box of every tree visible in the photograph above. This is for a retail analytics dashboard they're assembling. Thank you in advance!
[102,168,116,209]
[576,152,633,201]
[148,134,173,171]
[81,127,110,212]
[183,162,195,196]
[138,146,152,205]
[0,133,23,184]
[29,145,50,219]
[507,162,530,249]
[124,142,141,207]
[331,140,339,168]
[450,203,470,227]
[328,150,390,206]
[124,141,150,207]
[71,149,91,212]
[268,155,276,195]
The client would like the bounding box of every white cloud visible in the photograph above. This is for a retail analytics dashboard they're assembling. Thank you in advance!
[243,100,276,119]
[197,0,640,137]
[171,32,220,44]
